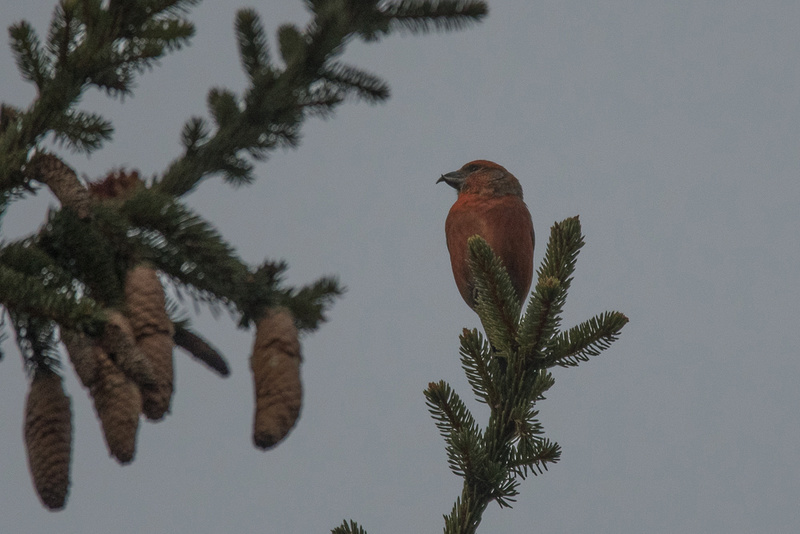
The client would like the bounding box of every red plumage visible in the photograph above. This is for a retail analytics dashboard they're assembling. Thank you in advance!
[438,160,535,310]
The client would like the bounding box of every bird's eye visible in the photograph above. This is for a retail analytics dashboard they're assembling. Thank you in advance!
[465,164,480,173]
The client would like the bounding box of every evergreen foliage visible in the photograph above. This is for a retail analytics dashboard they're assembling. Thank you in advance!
[1,0,487,509]
[0,0,486,366]
[333,519,370,534]
[4,1,628,528]
[340,217,628,533]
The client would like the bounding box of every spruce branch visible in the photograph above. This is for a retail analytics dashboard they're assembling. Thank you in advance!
[420,217,627,533]
[425,380,483,478]
[332,519,369,534]
[508,436,561,479]
[120,187,249,304]
[458,328,499,407]
[155,1,487,196]
[467,235,521,354]
[516,275,563,360]
[0,262,104,338]
[3,0,489,514]
[0,238,106,334]
[235,9,274,81]
[277,23,308,67]
[1,0,198,194]
[517,216,584,358]
[337,0,488,42]
[273,274,344,332]
[120,187,343,329]
[207,88,241,129]
[320,62,391,103]
[45,2,80,68]
[49,110,114,154]
[179,116,210,153]
[378,0,489,36]
[444,492,488,534]
[0,104,22,135]
[38,207,124,304]
[536,215,584,291]
[543,310,629,368]
[9,21,50,89]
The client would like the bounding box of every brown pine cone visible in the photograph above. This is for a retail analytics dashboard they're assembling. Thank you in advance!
[124,264,174,420]
[135,333,174,420]
[89,348,142,464]
[24,368,72,510]
[26,153,90,218]
[124,265,174,338]
[61,329,99,388]
[101,310,158,392]
[250,308,303,449]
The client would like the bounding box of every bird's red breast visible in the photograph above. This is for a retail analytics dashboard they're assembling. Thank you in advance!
[438,160,534,310]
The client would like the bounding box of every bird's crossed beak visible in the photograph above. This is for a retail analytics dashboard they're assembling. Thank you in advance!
[436,169,467,190]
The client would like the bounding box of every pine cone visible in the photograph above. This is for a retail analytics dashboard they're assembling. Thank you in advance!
[136,333,174,419]
[26,153,90,218]
[124,265,174,420]
[61,329,98,387]
[63,327,141,463]
[102,310,158,392]
[90,348,141,464]
[124,265,174,338]
[250,308,303,449]
[24,368,72,510]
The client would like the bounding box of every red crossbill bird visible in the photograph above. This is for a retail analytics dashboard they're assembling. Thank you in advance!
[437,160,535,311]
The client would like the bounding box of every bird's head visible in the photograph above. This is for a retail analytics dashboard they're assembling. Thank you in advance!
[437,160,523,198]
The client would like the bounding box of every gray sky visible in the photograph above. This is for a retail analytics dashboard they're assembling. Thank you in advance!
[2,1,799,532]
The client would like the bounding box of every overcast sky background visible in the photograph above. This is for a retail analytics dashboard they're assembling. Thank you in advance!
[1,1,799,533]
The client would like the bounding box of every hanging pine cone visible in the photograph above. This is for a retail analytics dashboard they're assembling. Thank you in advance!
[61,329,98,388]
[250,307,303,449]
[90,348,142,464]
[62,328,141,464]
[24,368,72,510]
[101,310,158,392]
[124,264,174,420]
